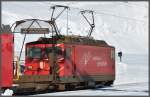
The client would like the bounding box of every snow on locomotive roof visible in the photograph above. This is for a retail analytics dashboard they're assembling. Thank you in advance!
[26,35,109,47]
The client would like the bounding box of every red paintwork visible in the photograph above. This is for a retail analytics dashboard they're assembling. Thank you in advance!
[24,41,115,79]
[75,45,114,76]
[0,33,13,88]
[64,44,115,77]
[24,43,65,75]
[24,44,51,75]
[24,59,50,75]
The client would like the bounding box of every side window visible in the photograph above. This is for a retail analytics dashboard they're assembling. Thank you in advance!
[33,47,41,59]
[111,49,115,60]
[65,48,71,59]
[27,48,32,58]
[27,47,41,59]
[45,48,52,53]
[45,47,52,58]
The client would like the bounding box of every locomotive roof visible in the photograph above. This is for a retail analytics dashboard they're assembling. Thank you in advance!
[26,35,110,47]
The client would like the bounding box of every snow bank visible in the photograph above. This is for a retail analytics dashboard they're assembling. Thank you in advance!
[1,89,13,96]
[114,61,148,85]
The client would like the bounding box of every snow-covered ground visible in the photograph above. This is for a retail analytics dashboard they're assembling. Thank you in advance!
[114,54,148,85]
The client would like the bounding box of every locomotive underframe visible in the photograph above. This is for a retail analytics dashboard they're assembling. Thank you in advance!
[13,74,114,93]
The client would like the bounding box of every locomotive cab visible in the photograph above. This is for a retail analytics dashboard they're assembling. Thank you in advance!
[24,39,64,76]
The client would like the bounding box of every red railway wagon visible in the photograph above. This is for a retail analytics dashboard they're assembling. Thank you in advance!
[0,25,13,89]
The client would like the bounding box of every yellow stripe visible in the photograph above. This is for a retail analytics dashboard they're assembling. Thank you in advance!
[14,56,20,80]
[57,66,64,73]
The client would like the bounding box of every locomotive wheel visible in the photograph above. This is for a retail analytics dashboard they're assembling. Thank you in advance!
[57,84,66,91]
[104,81,114,86]
[70,84,75,90]
[87,81,96,89]
[65,84,71,91]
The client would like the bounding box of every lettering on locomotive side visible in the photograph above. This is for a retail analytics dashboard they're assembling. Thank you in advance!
[96,61,107,67]
[92,56,102,61]
[92,56,108,67]
[80,51,92,66]
[79,51,108,67]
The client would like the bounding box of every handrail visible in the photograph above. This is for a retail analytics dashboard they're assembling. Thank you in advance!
[13,56,21,80]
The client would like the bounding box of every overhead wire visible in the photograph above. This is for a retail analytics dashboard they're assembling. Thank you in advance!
[48,3,147,24]
[66,6,147,23]
[7,2,147,23]
[118,2,148,8]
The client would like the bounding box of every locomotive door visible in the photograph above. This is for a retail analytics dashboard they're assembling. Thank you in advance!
[72,46,76,78]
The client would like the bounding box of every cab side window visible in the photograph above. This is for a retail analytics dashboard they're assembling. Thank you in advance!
[27,47,41,59]
[65,48,71,59]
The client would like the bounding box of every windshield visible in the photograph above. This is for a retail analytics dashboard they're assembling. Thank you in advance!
[27,47,41,59]
[27,46,62,59]
[44,47,62,58]
[44,47,52,58]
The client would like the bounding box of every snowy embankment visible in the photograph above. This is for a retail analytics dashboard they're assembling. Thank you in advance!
[114,62,148,85]
[114,54,148,85]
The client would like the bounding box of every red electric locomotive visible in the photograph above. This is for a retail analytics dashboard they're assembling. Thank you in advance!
[0,5,116,95]
[25,36,115,79]
[19,36,115,91]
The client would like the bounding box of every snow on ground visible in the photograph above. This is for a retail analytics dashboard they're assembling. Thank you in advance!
[114,54,148,85]
[114,61,148,85]
[1,89,14,96]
